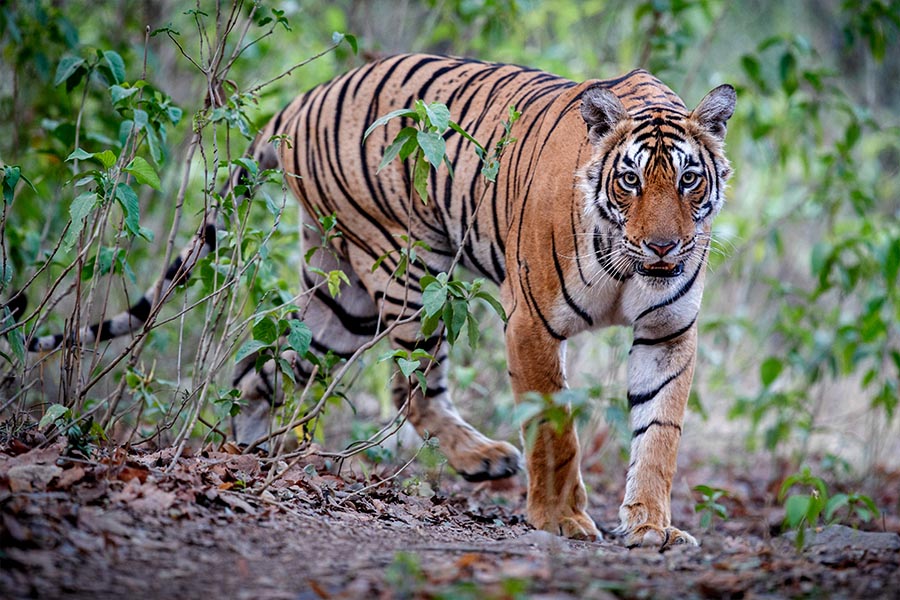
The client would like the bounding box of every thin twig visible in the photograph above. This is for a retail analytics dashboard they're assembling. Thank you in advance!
[336,438,428,505]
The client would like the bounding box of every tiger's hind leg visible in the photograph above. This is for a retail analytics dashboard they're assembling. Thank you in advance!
[231,227,379,449]
[343,244,521,482]
[387,327,521,481]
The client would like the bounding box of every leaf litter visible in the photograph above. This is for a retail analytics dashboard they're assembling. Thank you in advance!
[1,435,898,599]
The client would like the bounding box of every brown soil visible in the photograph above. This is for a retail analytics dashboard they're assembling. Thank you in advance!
[2,437,899,599]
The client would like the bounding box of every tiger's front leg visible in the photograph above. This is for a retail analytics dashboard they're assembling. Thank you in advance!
[617,322,699,548]
[505,310,601,541]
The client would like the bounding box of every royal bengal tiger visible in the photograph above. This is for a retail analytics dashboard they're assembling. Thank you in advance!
[21,53,735,548]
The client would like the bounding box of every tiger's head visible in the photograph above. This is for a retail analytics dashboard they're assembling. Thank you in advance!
[578,80,736,288]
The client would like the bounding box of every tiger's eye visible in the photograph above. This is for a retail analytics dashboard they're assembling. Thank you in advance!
[621,172,639,188]
[681,172,699,188]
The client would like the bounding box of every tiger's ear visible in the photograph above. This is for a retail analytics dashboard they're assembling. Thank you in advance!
[580,84,629,144]
[691,84,736,141]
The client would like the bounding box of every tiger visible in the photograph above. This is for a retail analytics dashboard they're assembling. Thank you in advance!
[18,53,735,548]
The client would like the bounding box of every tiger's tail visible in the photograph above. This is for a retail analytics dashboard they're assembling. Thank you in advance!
[13,118,282,354]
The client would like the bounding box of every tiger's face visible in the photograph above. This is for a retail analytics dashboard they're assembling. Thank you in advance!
[579,83,736,288]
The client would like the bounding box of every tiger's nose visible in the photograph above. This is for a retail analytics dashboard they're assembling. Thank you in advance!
[645,240,678,257]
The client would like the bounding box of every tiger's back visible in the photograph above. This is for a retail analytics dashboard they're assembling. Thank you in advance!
[274,54,582,283]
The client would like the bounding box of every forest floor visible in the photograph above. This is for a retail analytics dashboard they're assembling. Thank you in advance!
[2,430,899,599]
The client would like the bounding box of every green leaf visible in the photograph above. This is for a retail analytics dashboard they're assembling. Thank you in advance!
[882,239,900,286]
[98,246,117,276]
[416,130,446,167]
[145,126,163,163]
[110,84,139,104]
[424,103,451,131]
[760,356,783,387]
[784,494,810,529]
[103,50,126,84]
[413,155,430,203]
[94,149,117,169]
[54,55,85,87]
[167,105,183,124]
[252,317,278,345]
[0,165,31,205]
[378,127,417,173]
[740,55,764,90]
[125,157,162,190]
[422,282,447,317]
[327,270,350,297]
[779,52,798,95]
[63,191,99,251]
[235,340,268,364]
[481,158,500,182]
[397,357,419,378]
[66,148,93,162]
[466,313,479,349]
[286,320,312,356]
[364,108,418,140]
[694,484,715,497]
[4,311,24,363]
[115,183,144,238]
[475,290,507,321]
[415,371,427,394]
[133,109,149,130]
[332,31,358,54]
[824,493,849,522]
[441,298,468,345]
[39,404,70,429]
[233,156,259,178]
[448,121,486,155]
[421,312,441,338]
[276,357,297,383]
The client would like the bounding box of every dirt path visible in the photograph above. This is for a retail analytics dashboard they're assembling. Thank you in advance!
[2,440,899,599]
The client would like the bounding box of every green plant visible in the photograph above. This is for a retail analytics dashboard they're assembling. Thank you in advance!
[38,402,105,456]
[693,484,730,529]
[779,466,880,549]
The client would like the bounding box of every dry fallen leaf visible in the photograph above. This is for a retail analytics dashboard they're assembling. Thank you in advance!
[7,464,63,493]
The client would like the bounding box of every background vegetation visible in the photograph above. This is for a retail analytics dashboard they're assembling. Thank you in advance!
[1,0,898,496]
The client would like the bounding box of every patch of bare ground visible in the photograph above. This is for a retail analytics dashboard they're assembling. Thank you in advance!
[2,436,899,599]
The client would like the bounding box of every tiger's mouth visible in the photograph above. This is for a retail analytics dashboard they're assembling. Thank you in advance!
[636,261,685,278]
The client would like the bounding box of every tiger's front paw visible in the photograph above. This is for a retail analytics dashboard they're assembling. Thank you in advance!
[618,503,698,549]
[623,524,698,549]
[528,506,602,541]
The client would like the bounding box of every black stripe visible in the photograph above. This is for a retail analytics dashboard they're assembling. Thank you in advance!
[520,265,565,341]
[164,256,185,282]
[203,223,217,252]
[129,296,152,322]
[90,319,116,342]
[301,276,379,338]
[424,385,447,398]
[400,55,445,85]
[257,368,275,400]
[309,337,354,359]
[627,362,689,408]
[232,358,257,386]
[551,234,592,326]
[632,314,697,346]
[632,420,682,438]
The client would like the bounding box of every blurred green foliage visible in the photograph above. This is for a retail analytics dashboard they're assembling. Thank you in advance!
[1,0,898,473]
